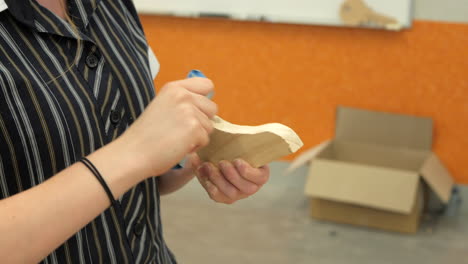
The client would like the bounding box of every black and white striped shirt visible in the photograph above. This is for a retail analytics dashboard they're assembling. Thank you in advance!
[0,0,176,263]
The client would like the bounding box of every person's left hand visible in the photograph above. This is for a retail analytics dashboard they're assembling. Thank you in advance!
[188,154,270,204]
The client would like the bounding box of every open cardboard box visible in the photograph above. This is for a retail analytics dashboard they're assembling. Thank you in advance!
[289,107,454,233]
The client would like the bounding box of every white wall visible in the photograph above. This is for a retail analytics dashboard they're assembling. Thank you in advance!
[414,0,468,23]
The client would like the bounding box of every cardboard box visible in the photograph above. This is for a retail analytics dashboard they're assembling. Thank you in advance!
[290,107,454,233]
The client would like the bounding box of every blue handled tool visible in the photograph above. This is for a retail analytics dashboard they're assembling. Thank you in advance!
[187,69,206,78]
[175,70,214,169]
[187,69,214,99]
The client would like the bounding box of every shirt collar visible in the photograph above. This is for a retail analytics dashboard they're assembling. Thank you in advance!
[4,0,35,27]
[3,0,101,39]
[0,0,8,12]
[3,0,101,30]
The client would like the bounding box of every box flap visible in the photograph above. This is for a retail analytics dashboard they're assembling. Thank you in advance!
[333,140,429,171]
[335,107,433,151]
[420,153,454,203]
[305,159,420,214]
[285,140,331,174]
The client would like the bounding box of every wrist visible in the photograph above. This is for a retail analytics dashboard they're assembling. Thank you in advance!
[114,130,186,179]
[111,137,153,179]
[159,167,196,195]
[86,139,149,198]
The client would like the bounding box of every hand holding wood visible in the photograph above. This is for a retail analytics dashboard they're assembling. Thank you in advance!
[192,155,270,204]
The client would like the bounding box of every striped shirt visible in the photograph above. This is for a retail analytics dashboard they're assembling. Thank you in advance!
[0,0,177,263]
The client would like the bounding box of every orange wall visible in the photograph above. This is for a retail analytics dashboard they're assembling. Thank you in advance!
[140,16,468,184]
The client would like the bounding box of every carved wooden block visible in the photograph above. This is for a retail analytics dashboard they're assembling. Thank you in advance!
[197,116,304,168]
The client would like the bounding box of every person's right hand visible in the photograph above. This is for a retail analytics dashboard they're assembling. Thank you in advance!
[116,77,217,179]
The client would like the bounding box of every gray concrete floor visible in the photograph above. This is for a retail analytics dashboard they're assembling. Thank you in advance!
[161,162,468,264]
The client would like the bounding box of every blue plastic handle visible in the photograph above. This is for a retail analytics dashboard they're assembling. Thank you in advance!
[187,69,206,78]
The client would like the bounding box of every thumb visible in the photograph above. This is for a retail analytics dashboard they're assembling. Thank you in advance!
[181,78,214,97]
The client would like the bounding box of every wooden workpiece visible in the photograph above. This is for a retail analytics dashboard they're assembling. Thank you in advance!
[197,116,304,168]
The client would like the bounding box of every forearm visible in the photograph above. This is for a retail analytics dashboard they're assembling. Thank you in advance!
[0,139,148,263]
[158,167,195,195]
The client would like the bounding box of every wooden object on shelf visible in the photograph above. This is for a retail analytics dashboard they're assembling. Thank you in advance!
[197,116,304,168]
[340,0,402,30]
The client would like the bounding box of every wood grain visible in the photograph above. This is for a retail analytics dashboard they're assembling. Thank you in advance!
[197,116,303,168]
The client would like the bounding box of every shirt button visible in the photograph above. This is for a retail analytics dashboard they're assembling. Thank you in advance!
[133,222,144,236]
[110,110,121,125]
[86,53,99,68]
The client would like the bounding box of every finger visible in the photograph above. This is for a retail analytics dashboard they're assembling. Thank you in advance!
[189,115,212,153]
[179,77,214,97]
[204,180,236,204]
[196,166,236,204]
[204,163,243,200]
[219,160,259,196]
[163,78,217,118]
[187,153,202,170]
[186,107,211,153]
[190,130,209,153]
[195,164,208,181]
[191,93,218,119]
[233,159,270,186]
[192,105,214,135]
[195,168,216,197]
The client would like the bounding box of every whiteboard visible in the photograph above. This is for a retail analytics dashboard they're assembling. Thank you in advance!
[133,0,413,29]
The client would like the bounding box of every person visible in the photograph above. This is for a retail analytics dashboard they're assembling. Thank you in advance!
[0,0,270,263]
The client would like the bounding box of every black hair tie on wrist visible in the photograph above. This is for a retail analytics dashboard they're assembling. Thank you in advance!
[80,157,118,207]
